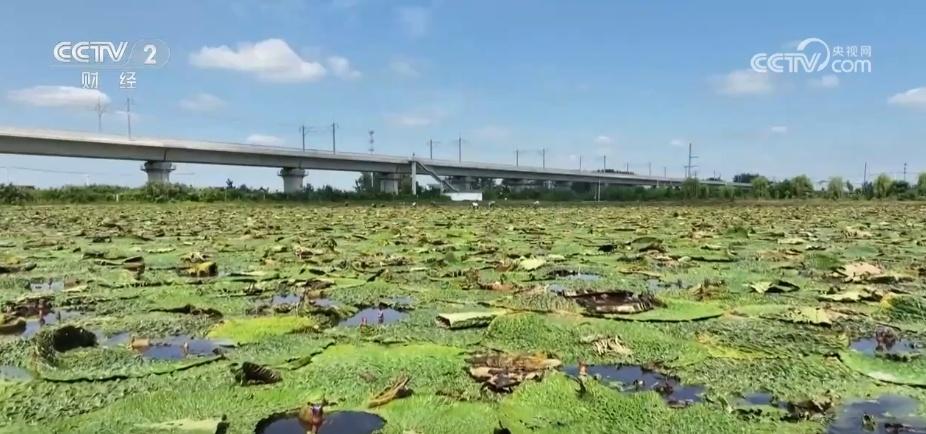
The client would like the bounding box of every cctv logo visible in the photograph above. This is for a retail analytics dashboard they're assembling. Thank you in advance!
[54,41,129,64]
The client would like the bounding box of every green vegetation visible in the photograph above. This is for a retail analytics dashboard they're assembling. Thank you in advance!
[1,202,926,433]
[3,171,926,205]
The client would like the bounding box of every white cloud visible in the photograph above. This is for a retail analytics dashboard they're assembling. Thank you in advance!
[396,6,430,38]
[809,74,839,89]
[714,69,773,96]
[593,135,613,146]
[245,134,285,147]
[7,86,109,109]
[669,139,687,147]
[389,60,420,78]
[179,93,226,112]
[888,87,926,110]
[769,125,788,135]
[190,38,327,83]
[386,114,433,127]
[326,56,361,80]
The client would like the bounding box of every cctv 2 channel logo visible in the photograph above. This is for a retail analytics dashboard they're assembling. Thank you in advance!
[53,40,170,68]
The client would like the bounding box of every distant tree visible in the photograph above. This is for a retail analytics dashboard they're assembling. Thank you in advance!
[225,178,234,189]
[890,180,910,197]
[773,179,793,199]
[750,176,770,198]
[733,173,760,183]
[826,176,845,199]
[917,173,926,196]
[874,174,893,198]
[791,175,814,198]
[845,180,855,193]
[354,172,379,193]
[681,178,700,199]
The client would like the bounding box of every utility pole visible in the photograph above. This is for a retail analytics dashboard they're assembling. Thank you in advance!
[625,162,630,172]
[579,155,583,171]
[663,166,667,178]
[515,150,520,167]
[368,130,375,190]
[685,142,698,178]
[648,162,652,176]
[457,135,462,162]
[331,123,338,154]
[602,155,607,171]
[125,97,132,139]
[541,148,546,169]
[300,125,308,151]
[428,139,434,159]
[863,162,868,185]
[95,97,105,133]
[903,162,908,182]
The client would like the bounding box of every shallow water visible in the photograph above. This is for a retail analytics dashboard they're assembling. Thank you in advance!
[271,294,302,306]
[256,411,386,434]
[828,395,926,434]
[0,365,32,381]
[28,278,66,292]
[21,309,82,338]
[339,307,408,327]
[562,273,601,281]
[137,335,233,360]
[851,337,919,356]
[562,364,704,406]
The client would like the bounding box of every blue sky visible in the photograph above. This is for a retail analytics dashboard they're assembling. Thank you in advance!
[1,0,924,190]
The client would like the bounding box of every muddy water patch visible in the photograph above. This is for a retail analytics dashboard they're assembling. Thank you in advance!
[828,395,926,434]
[255,410,385,434]
[562,364,704,407]
[131,335,235,360]
[22,309,83,338]
[0,365,33,381]
[339,306,408,327]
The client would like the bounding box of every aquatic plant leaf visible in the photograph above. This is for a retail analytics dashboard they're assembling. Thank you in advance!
[838,350,926,386]
[581,335,632,356]
[749,279,799,294]
[818,287,886,303]
[769,307,842,326]
[207,316,316,344]
[570,290,663,315]
[467,352,561,392]
[0,257,36,274]
[234,361,282,385]
[181,261,218,277]
[135,418,221,433]
[602,298,724,322]
[151,304,223,318]
[368,374,412,408]
[518,257,546,271]
[0,317,26,335]
[436,311,506,329]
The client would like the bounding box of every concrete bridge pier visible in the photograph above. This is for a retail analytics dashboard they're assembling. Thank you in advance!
[449,176,473,191]
[380,173,400,194]
[141,161,175,184]
[278,167,306,193]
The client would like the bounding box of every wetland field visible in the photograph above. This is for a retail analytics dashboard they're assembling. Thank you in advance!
[2,202,926,433]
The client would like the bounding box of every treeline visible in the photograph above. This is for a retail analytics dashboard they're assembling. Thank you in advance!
[2,172,925,205]
[0,182,443,205]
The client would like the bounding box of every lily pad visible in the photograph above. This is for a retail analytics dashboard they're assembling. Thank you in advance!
[839,350,926,386]
[206,316,317,344]
[602,298,724,322]
[749,279,800,294]
[436,310,506,330]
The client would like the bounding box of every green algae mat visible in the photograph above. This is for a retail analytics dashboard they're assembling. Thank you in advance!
[2,202,926,433]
